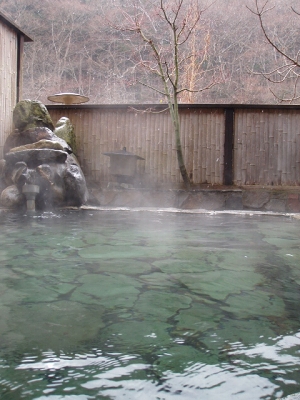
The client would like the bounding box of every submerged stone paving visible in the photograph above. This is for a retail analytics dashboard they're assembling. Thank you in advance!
[0,209,299,398]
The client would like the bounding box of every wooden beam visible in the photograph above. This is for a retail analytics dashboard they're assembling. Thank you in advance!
[224,108,234,185]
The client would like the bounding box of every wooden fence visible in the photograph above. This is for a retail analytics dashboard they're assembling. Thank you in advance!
[234,108,300,186]
[47,104,300,187]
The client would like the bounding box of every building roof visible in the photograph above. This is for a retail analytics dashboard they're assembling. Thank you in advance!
[0,9,33,42]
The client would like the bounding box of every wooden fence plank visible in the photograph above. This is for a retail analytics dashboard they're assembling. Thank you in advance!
[47,105,300,187]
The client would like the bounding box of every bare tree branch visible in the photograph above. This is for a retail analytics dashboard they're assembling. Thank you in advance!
[110,0,222,188]
[137,80,167,96]
[248,0,300,102]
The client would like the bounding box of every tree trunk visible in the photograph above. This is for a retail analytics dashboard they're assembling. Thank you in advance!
[168,101,191,189]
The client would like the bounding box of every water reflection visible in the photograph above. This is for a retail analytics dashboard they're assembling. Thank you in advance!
[0,210,300,399]
[13,348,283,399]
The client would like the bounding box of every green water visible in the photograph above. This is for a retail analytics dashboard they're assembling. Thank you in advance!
[0,209,299,399]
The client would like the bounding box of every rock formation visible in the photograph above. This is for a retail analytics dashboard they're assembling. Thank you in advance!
[0,100,88,210]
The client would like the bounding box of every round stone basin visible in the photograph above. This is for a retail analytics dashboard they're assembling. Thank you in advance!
[47,93,89,105]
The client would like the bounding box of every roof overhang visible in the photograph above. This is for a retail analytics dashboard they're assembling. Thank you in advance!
[0,9,33,42]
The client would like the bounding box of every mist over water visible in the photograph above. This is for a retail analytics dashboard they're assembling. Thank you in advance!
[0,209,299,399]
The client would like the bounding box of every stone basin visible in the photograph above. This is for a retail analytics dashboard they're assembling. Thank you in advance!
[47,93,89,105]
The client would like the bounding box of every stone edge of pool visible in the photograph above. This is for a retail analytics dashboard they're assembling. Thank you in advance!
[86,186,300,214]
[1,185,300,216]
[77,205,300,219]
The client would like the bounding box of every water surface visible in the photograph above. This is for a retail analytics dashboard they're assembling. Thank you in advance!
[0,209,300,399]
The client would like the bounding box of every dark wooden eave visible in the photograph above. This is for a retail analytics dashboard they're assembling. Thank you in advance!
[0,9,33,42]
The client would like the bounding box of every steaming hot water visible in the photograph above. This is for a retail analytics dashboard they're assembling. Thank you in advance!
[0,209,300,399]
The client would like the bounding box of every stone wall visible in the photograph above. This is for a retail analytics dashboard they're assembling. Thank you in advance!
[88,186,300,213]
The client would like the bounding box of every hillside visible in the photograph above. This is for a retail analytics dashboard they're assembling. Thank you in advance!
[0,0,299,105]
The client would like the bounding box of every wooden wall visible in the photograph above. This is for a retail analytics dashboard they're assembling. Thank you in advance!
[0,21,17,158]
[234,109,300,185]
[47,104,300,187]
[49,106,225,187]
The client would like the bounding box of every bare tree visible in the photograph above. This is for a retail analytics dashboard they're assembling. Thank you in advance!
[111,0,219,188]
[249,0,300,103]
[1,0,293,105]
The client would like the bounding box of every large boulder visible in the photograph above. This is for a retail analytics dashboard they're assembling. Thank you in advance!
[63,154,88,205]
[4,127,72,155]
[13,99,54,132]
[33,154,88,208]
[9,139,65,153]
[5,149,68,167]
[0,100,88,210]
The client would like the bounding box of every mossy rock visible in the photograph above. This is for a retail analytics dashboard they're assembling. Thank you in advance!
[9,139,65,152]
[54,117,77,154]
[13,100,54,131]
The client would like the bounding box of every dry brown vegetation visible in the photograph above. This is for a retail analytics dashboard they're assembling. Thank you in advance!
[1,0,300,104]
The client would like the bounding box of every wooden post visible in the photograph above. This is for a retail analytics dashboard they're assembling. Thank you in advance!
[17,34,24,102]
[223,108,234,185]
